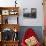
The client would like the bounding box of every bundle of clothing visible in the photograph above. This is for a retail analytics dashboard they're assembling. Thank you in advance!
[21,28,41,46]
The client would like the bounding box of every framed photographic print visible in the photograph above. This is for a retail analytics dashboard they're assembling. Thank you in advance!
[23,8,31,18]
[23,13,30,17]
[23,8,37,18]
[31,8,37,18]
[2,10,9,15]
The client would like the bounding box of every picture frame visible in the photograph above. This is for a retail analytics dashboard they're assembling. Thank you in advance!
[2,10,9,15]
[31,8,37,18]
[23,8,37,18]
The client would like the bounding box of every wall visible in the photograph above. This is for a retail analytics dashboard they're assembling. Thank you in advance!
[0,0,15,7]
[0,0,44,26]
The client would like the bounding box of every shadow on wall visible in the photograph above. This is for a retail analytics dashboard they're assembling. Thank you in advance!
[18,26,43,44]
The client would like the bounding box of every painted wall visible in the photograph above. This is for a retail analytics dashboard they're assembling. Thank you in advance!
[0,0,43,26]
[17,0,43,26]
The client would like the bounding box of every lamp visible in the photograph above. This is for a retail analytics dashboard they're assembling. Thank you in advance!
[15,0,17,7]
